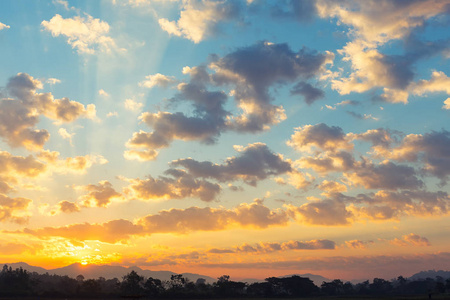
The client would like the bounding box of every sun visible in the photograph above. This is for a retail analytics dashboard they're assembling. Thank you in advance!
[80,261,88,266]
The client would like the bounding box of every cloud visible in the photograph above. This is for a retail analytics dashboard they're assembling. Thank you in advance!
[124,98,144,111]
[98,89,109,97]
[344,160,423,190]
[139,73,177,88]
[170,143,292,186]
[125,169,222,202]
[297,150,355,174]
[318,180,347,195]
[158,0,243,43]
[123,149,158,161]
[443,98,450,110]
[234,239,335,253]
[317,0,450,45]
[0,73,96,149]
[0,194,32,224]
[345,240,373,249]
[37,150,108,174]
[346,111,379,121]
[21,219,143,243]
[58,200,80,213]
[212,42,333,132]
[80,181,122,208]
[288,199,353,226]
[46,78,61,85]
[138,200,289,233]
[389,233,431,247]
[17,200,289,242]
[127,42,332,158]
[287,123,353,153]
[58,128,75,145]
[0,150,46,195]
[290,81,324,105]
[368,130,450,183]
[41,14,122,54]
[0,22,10,30]
[349,190,450,220]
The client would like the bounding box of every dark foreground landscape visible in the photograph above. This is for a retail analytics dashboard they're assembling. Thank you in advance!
[1,265,450,299]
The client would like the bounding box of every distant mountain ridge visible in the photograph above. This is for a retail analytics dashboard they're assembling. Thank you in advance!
[409,270,450,281]
[2,262,329,285]
[2,262,216,284]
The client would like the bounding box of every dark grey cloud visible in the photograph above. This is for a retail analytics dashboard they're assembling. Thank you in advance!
[290,81,324,105]
[126,169,222,202]
[170,143,292,186]
[345,160,423,190]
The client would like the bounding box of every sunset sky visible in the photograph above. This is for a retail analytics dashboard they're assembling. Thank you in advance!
[1,0,450,281]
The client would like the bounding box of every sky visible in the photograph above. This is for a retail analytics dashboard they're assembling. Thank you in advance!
[0,0,450,282]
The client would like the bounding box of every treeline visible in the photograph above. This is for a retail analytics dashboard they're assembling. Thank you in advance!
[1,264,450,298]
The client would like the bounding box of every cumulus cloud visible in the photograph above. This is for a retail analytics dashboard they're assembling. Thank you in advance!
[349,190,450,220]
[0,73,96,149]
[443,98,450,110]
[290,81,324,105]
[344,160,423,190]
[41,14,122,54]
[367,130,450,183]
[46,78,61,85]
[0,150,46,196]
[58,128,75,145]
[317,0,449,45]
[212,42,333,132]
[170,143,292,186]
[318,180,347,195]
[318,1,450,98]
[139,73,177,89]
[0,194,32,224]
[123,149,158,161]
[127,42,332,158]
[389,233,431,247]
[98,89,109,97]
[18,201,289,242]
[79,181,122,207]
[58,200,80,213]
[345,240,374,249]
[124,98,144,111]
[158,0,243,43]
[37,150,108,174]
[234,239,335,253]
[138,200,289,233]
[297,150,355,174]
[288,199,353,226]
[287,123,353,153]
[125,169,221,202]
[0,22,10,30]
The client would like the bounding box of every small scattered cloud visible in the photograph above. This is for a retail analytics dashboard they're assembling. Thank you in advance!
[41,14,123,55]
[389,233,431,247]
[139,73,176,89]
[58,128,75,145]
[0,22,10,30]
[124,98,144,111]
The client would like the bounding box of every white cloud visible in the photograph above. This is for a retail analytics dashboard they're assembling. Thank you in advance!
[0,22,10,30]
[443,98,450,110]
[41,14,123,55]
[46,78,61,85]
[124,98,144,111]
[139,73,176,89]
[58,128,75,145]
[98,89,109,97]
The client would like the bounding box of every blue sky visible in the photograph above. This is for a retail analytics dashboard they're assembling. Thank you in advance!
[1,0,450,281]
